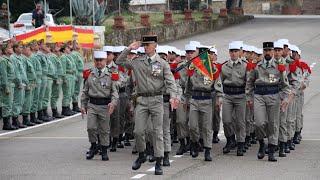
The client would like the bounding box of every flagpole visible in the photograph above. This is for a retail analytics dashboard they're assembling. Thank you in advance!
[70,0,73,25]
[7,0,11,38]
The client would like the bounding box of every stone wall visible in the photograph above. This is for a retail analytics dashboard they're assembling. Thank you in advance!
[211,0,227,13]
[105,15,254,45]
[243,0,283,14]
[302,0,320,14]
[129,4,167,12]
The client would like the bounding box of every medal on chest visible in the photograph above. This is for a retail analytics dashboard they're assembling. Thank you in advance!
[151,62,162,77]
[268,74,277,83]
[203,76,212,85]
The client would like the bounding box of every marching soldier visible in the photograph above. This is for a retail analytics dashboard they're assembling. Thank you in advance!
[185,43,223,161]
[246,42,290,162]
[220,42,247,156]
[116,35,179,175]
[81,51,119,161]
[1,42,18,130]
[21,43,37,126]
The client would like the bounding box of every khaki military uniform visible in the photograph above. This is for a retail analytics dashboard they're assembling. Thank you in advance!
[246,58,290,145]
[185,66,223,149]
[81,67,119,146]
[220,59,247,143]
[116,48,178,157]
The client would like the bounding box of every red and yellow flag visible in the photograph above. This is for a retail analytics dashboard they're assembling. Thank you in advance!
[48,25,73,43]
[15,26,46,43]
[74,27,94,49]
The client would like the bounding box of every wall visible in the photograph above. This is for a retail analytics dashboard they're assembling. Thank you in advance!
[105,15,254,45]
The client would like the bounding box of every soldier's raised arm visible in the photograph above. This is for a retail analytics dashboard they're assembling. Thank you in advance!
[115,41,141,69]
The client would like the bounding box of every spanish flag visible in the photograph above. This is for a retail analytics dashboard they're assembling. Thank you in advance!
[15,26,46,43]
[74,27,94,49]
[48,25,73,43]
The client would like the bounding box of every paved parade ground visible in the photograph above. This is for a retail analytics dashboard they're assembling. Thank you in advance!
[1,16,320,180]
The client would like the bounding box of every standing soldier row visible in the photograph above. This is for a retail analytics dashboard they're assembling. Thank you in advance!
[1,39,85,130]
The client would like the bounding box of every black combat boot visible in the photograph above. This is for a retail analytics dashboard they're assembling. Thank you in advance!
[268,144,277,162]
[43,109,54,121]
[199,139,204,152]
[110,138,118,152]
[212,131,220,143]
[288,139,295,150]
[22,115,35,126]
[148,147,156,162]
[163,152,170,166]
[117,134,124,148]
[30,112,43,124]
[250,132,257,144]
[86,142,98,160]
[245,136,252,147]
[284,141,290,153]
[293,132,300,144]
[52,108,64,119]
[237,142,244,156]
[124,133,131,146]
[61,106,74,116]
[2,117,17,130]
[223,136,232,154]
[204,147,212,161]
[279,141,286,157]
[101,145,109,161]
[12,116,27,128]
[230,134,237,149]
[186,137,191,152]
[191,142,199,158]
[176,138,186,155]
[257,139,265,160]
[72,102,81,112]
[155,157,163,175]
[298,129,302,141]
[38,110,50,122]
[132,152,146,170]
[37,110,44,121]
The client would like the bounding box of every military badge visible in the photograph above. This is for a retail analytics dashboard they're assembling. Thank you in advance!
[151,62,162,77]
[269,74,277,83]
[203,76,212,85]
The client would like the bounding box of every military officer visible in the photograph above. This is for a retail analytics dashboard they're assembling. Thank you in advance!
[116,35,179,175]
[220,42,248,156]
[11,42,28,128]
[81,51,119,161]
[246,42,290,162]
[21,43,37,126]
[70,40,84,112]
[1,42,17,130]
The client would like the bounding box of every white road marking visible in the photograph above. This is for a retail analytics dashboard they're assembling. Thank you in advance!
[170,160,174,163]
[173,155,183,158]
[146,167,155,172]
[0,136,87,140]
[131,174,146,179]
[0,113,81,137]
[302,139,320,141]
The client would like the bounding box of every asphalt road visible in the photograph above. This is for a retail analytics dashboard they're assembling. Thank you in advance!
[1,15,320,180]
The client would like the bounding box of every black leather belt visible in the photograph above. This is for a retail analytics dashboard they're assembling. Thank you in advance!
[163,94,170,102]
[137,92,163,97]
[223,85,245,95]
[119,87,126,93]
[192,90,213,100]
[89,97,111,105]
[254,85,279,95]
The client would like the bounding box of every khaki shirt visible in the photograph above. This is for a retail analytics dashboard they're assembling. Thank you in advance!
[116,48,178,99]
[221,59,247,87]
[246,58,290,101]
[81,67,119,108]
